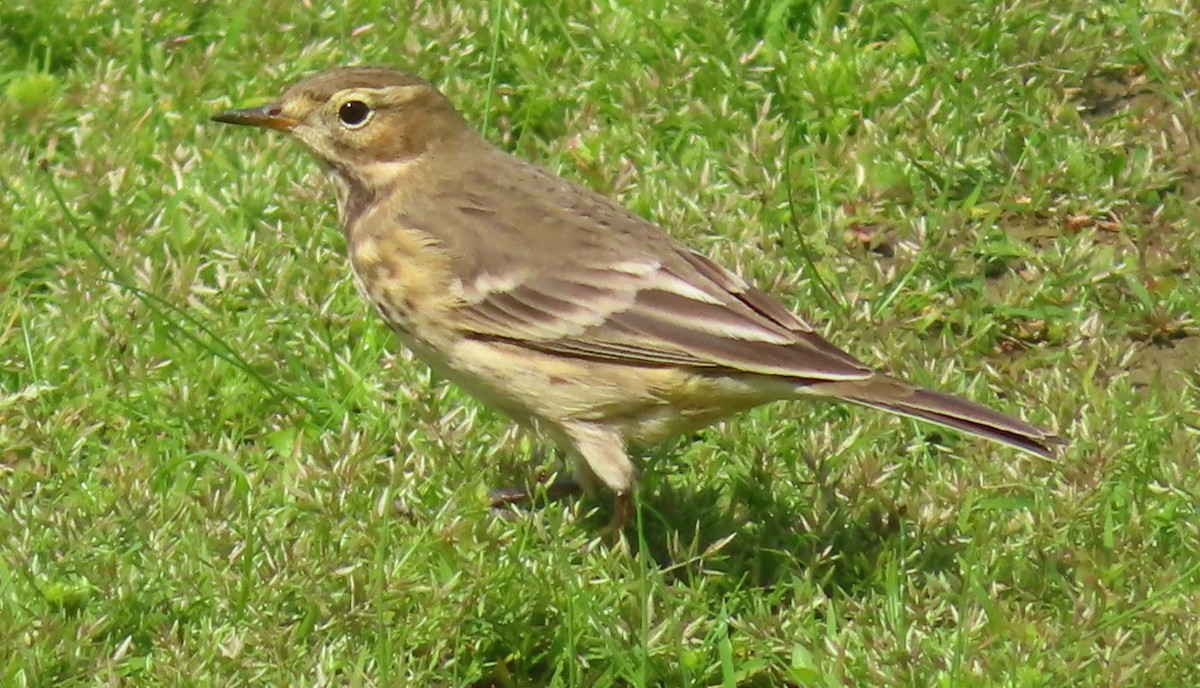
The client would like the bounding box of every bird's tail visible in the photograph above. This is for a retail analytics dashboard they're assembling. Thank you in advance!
[813,375,1065,458]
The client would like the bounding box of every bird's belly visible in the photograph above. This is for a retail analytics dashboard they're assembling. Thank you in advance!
[424,338,790,447]
[394,333,544,427]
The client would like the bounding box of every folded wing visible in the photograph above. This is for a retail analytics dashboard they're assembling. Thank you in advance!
[453,243,873,382]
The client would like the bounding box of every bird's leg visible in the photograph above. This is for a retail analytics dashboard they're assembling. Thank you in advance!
[605,491,633,538]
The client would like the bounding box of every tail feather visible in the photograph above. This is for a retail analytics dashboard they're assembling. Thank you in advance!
[821,376,1065,458]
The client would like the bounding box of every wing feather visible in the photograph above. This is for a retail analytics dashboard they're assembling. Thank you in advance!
[453,244,871,381]
[406,156,873,381]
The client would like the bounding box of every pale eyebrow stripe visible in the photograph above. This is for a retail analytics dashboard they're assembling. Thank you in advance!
[376,84,428,106]
[330,84,427,109]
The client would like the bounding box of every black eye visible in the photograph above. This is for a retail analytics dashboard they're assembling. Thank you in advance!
[338,100,372,127]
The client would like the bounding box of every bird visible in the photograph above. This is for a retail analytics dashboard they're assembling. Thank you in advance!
[211,66,1064,533]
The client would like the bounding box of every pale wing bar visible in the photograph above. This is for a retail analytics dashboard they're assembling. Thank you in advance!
[456,251,873,381]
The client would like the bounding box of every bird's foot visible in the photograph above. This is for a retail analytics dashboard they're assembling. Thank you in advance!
[487,475,583,518]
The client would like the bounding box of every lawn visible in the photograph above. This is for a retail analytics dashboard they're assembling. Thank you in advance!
[2,0,1198,685]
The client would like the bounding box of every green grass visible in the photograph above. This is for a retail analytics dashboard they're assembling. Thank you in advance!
[2,0,1199,685]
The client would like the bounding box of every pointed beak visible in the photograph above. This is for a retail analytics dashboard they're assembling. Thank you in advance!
[211,103,299,132]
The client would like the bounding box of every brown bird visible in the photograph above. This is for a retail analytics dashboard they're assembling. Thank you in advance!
[212,66,1063,532]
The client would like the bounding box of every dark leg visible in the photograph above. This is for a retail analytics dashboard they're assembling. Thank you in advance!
[606,491,633,539]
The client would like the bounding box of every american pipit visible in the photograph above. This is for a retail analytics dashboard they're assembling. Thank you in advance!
[212,66,1064,531]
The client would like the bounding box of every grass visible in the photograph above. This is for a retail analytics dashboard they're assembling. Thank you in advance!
[2,0,1199,685]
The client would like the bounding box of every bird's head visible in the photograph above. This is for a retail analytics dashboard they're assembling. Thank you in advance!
[212,66,472,194]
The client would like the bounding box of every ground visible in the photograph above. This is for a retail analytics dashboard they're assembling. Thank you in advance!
[1,0,1198,685]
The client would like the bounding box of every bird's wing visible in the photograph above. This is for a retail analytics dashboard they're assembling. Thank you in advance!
[398,154,871,381]
[451,243,872,381]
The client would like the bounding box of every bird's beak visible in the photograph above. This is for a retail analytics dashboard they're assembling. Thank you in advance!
[211,103,299,132]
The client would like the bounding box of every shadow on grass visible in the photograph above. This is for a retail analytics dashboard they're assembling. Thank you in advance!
[495,437,966,596]
[589,449,966,596]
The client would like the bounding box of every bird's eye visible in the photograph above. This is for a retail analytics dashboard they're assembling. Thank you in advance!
[337,100,372,128]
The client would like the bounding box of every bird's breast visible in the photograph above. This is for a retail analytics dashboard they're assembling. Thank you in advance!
[345,213,460,345]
